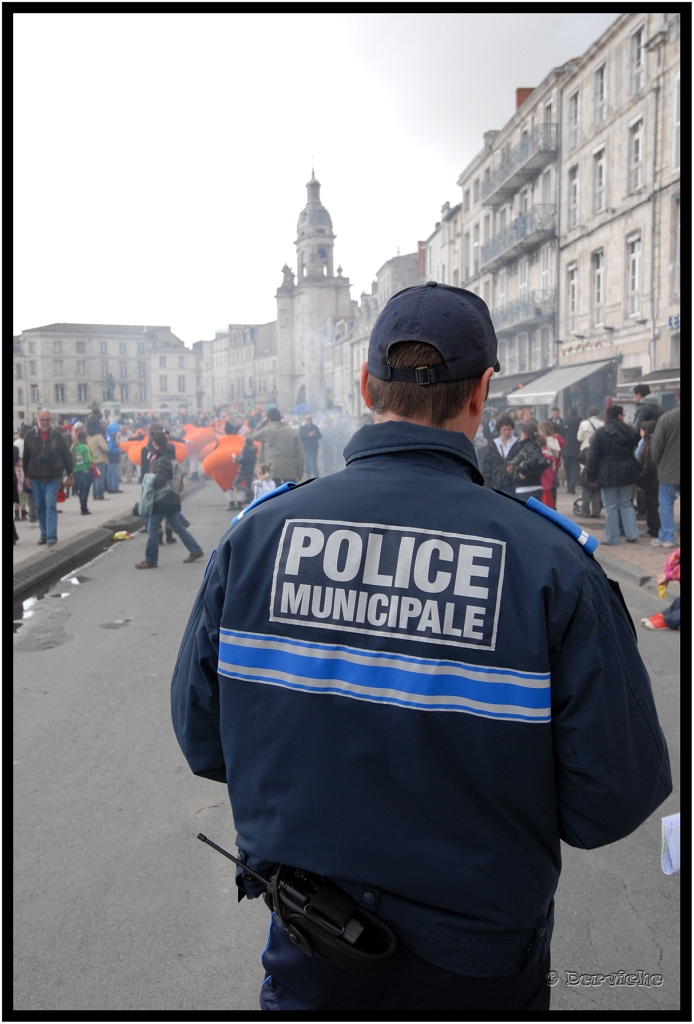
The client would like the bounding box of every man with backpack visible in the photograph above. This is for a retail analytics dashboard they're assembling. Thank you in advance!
[135,430,204,569]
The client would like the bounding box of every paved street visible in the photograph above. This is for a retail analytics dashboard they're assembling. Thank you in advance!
[14,483,679,1013]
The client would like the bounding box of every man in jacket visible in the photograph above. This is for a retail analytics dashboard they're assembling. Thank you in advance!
[650,391,680,548]
[632,384,665,433]
[561,406,582,494]
[585,405,640,545]
[576,406,604,518]
[171,283,670,1015]
[251,408,304,484]
[134,431,204,569]
[298,415,322,478]
[22,409,73,547]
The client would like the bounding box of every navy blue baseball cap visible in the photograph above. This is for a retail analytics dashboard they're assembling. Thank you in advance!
[368,281,500,384]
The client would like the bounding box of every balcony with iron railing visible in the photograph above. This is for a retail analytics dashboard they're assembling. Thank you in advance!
[481,204,556,272]
[481,124,558,207]
[491,288,557,333]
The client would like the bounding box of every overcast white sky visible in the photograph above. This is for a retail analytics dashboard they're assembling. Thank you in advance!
[14,12,619,345]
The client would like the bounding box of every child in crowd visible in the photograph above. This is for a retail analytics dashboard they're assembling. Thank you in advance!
[538,421,562,509]
[70,430,94,515]
[642,548,680,631]
[252,463,276,502]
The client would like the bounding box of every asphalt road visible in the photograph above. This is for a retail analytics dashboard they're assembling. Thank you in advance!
[13,484,680,1013]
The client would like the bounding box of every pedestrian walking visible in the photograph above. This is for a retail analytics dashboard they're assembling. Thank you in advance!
[506,421,549,501]
[585,405,640,546]
[87,415,109,500]
[105,422,124,493]
[561,406,582,494]
[650,391,680,548]
[251,408,304,485]
[637,420,661,539]
[21,409,74,547]
[171,281,671,1015]
[576,406,603,518]
[135,431,203,570]
[70,430,94,515]
[482,414,518,494]
[298,415,322,478]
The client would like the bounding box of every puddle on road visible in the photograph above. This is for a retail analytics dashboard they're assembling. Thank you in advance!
[13,573,91,635]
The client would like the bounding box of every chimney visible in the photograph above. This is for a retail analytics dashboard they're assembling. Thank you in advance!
[483,130,499,148]
[516,87,534,109]
[417,241,427,279]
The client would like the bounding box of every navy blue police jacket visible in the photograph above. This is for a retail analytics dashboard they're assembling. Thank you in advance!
[171,421,671,977]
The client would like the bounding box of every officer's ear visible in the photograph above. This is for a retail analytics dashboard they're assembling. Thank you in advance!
[467,367,495,420]
[359,363,373,410]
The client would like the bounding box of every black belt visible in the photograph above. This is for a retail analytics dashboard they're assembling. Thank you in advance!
[198,834,397,976]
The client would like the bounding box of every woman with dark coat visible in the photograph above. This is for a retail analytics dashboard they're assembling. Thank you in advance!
[637,420,661,539]
[505,422,550,501]
[586,405,640,545]
[230,436,258,509]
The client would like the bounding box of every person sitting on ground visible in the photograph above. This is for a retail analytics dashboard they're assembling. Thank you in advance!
[252,462,276,502]
[642,548,680,631]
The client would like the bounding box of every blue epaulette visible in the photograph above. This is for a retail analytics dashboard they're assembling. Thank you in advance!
[525,496,599,554]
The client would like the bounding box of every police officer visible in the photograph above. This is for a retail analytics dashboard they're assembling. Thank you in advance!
[171,282,671,1015]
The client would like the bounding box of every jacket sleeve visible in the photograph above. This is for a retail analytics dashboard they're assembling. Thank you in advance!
[550,560,672,848]
[59,434,74,475]
[295,433,304,477]
[585,432,599,482]
[171,550,228,783]
[650,416,666,464]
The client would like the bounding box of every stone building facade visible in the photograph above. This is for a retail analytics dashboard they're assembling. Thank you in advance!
[12,323,201,424]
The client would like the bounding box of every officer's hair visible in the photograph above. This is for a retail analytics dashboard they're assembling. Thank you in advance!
[367,342,486,427]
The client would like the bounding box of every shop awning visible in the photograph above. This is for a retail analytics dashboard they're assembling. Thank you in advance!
[488,370,549,403]
[615,368,680,394]
[506,360,614,406]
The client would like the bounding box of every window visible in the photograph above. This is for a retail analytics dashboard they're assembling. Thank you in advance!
[673,198,680,296]
[518,333,529,372]
[594,149,606,212]
[473,179,480,204]
[17,388,24,405]
[77,360,87,376]
[440,263,447,285]
[483,214,491,243]
[498,269,507,309]
[673,75,680,169]
[627,234,641,316]
[463,189,470,213]
[76,341,86,354]
[54,360,63,374]
[178,375,186,392]
[483,280,491,308]
[55,384,65,402]
[16,363,23,378]
[518,257,529,299]
[120,362,128,378]
[541,327,552,366]
[101,361,108,378]
[453,268,459,287]
[138,361,147,378]
[120,384,128,401]
[473,223,480,273]
[119,342,127,355]
[567,264,578,332]
[594,65,607,125]
[427,245,433,275]
[463,232,470,279]
[138,342,146,355]
[540,244,551,297]
[31,384,40,403]
[159,355,167,368]
[592,250,605,324]
[630,120,644,189]
[544,100,553,124]
[139,384,147,401]
[28,341,36,354]
[160,375,168,392]
[630,27,645,95]
[29,360,37,375]
[568,91,579,148]
[78,383,88,402]
[541,167,554,206]
[531,330,542,369]
[568,166,579,228]
[519,188,531,215]
[100,341,108,354]
[178,355,185,368]
[53,340,63,354]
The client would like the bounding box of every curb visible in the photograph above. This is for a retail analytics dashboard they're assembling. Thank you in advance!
[12,479,208,606]
[593,548,653,589]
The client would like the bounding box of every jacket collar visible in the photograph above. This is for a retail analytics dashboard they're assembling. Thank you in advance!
[343,421,484,484]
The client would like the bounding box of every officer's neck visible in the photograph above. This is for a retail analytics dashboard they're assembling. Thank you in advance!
[371,407,482,444]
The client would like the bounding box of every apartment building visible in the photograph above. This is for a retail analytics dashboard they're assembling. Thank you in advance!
[12,323,198,424]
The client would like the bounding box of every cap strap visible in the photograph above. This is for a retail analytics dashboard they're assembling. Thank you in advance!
[390,365,451,385]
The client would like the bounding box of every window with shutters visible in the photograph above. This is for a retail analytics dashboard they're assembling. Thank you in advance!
[178,375,186,392]
[120,362,128,378]
[568,91,580,148]
[594,149,606,213]
[629,120,644,190]
[78,383,88,402]
[77,360,87,376]
[160,376,168,392]
[55,384,65,402]
[594,65,607,126]
[518,258,528,299]
[673,75,680,169]
[568,166,579,228]
[629,27,645,95]
[540,244,551,298]
[627,234,641,316]
[592,250,605,325]
[567,264,578,332]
